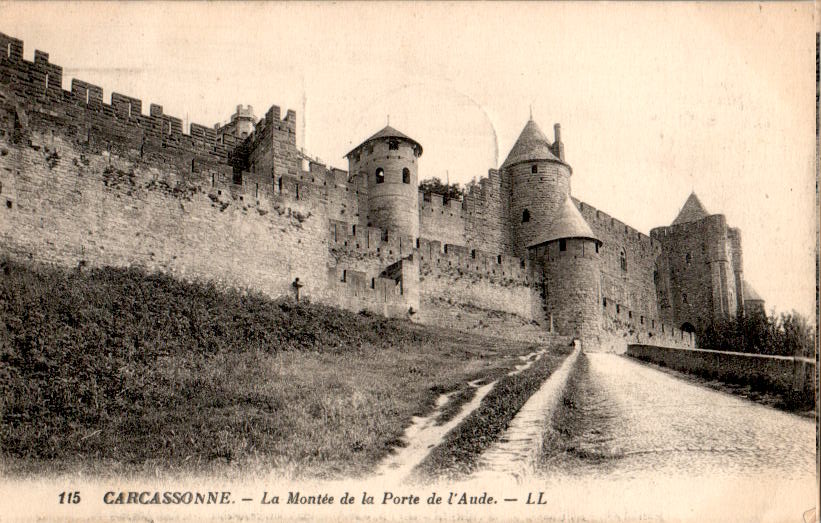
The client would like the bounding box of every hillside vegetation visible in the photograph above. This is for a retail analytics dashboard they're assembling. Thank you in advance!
[0,258,538,478]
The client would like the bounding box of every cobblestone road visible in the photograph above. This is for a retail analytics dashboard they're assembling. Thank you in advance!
[542,352,816,480]
[526,352,817,521]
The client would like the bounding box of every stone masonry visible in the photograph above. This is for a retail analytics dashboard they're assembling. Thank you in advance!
[0,32,760,351]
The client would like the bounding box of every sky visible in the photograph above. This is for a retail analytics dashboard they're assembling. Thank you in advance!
[1,2,816,318]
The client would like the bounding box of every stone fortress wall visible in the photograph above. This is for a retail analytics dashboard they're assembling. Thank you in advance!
[0,31,752,351]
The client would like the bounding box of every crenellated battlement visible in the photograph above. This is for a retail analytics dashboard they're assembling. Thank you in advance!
[0,31,746,348]
[574,197,660,254]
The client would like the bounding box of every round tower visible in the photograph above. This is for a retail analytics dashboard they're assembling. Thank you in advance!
[505,119,572,257]
[529,197,602,346]
[346,125,423,240]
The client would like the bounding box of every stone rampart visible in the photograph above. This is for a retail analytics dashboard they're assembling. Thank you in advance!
[626,344,815,403]
[575,198,660,322]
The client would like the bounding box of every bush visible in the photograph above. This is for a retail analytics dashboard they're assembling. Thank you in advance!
[696,309,815,357]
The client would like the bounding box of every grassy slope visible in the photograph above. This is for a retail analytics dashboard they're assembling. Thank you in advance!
[0,259,538,479]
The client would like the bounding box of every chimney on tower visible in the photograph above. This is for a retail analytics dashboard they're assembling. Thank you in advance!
[553,123,565,161]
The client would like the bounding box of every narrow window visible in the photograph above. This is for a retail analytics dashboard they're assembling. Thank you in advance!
[191,158,195,172]
[388,139,399,151]
[522,209,530,223]
[595,243,599,253]
[531,164,538,174]
[233,171,242,185]
[559,239,566,251]
[620,249,627,271]
[375,168,384,184]
[211,173,215,187]
[44,73,49,92]
[640,316,644,325]
[352,225,356,236]
[277,177,283,193]
[616,304,621,314]
[603,297,607,307]
[295,184,299,199]
[682,293,688,304]
[685,252,691,264]
[255,183,259,198]
[402,167,410,184]
[497,255,502,264]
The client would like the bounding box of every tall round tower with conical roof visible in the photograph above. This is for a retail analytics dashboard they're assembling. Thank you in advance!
[346,125,423,240]
[529,196,602,345]
[505,119,571,257]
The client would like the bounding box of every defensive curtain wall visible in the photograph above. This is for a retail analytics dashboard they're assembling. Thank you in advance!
[0,31,696,350]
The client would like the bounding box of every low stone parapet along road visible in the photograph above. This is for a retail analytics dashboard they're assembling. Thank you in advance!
[470,342,581,482]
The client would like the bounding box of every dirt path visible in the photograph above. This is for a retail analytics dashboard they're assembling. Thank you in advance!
[469,342,580,482]
[371,348,549,482]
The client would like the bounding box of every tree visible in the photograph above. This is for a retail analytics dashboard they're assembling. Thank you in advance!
[696,309,815,358]
[418,177,463,203]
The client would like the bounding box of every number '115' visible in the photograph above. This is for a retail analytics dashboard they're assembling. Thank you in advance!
[58,491,81,504]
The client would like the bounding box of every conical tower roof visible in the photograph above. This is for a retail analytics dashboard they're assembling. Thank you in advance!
[345,125,422,158]
[743,280,763,301]
[672,192,709,225]
[529,197,600,248]
[502,119,561,168]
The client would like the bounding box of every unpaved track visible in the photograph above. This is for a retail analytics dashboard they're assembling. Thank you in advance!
[470,344,580,482]
[372,348,549,482]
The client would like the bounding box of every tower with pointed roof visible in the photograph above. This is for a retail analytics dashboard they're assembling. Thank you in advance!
[529,196,603,342]
[346,125,423,241]
[504,118,571,257]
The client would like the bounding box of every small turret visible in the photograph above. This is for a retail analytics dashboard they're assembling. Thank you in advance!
[346,125,422,240]
[505,118,572,257]
[529,197,602,345]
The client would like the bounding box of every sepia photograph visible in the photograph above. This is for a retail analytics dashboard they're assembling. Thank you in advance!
[0,2,817,521]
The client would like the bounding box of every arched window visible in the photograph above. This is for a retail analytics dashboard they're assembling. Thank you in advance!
[620,249,627,271]
[522,209,530,223]
[682,292,688,304]
[402,168,410,184]
[531,164,538,174]
[375,168,385,184]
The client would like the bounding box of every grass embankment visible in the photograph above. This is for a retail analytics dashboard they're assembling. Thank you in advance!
[0,258,538,478]
[414,343,573,481]
[540,353,620,472]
